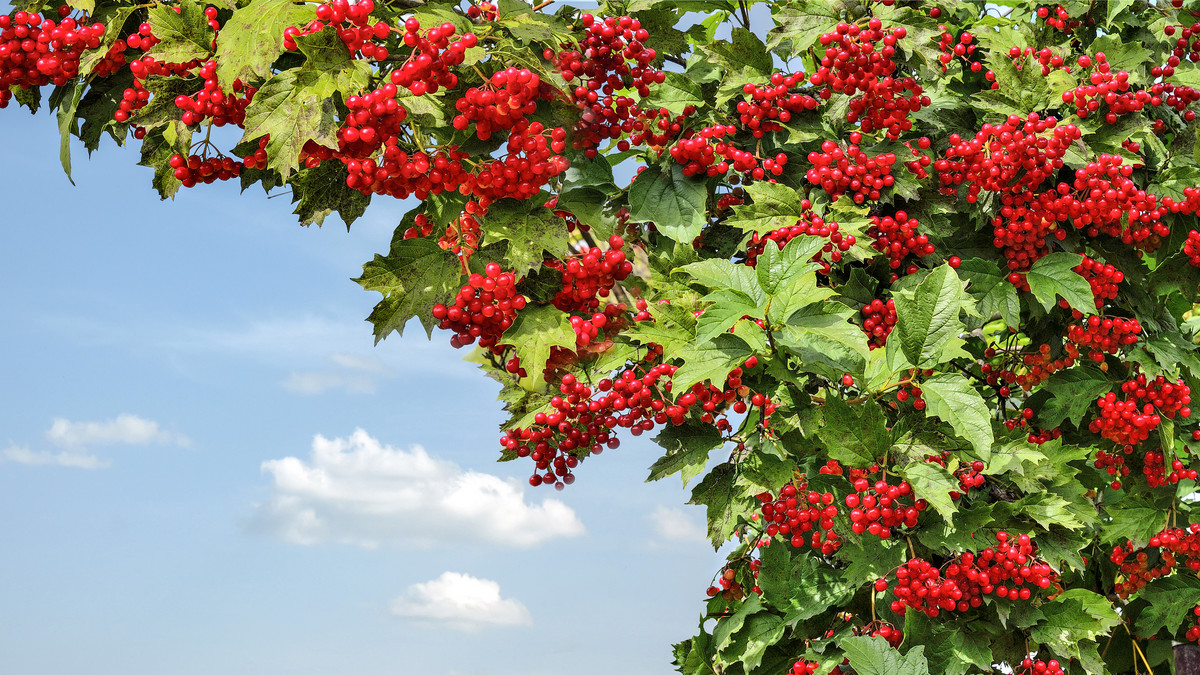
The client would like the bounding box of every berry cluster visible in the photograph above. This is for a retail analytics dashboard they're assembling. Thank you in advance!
[737,73,819,137]
[789,660,819,675]
[842,466,927,539]
[1112,525,1200,598]
[1038,5,1081,33]
[1073,255,1124,310]
[926,452,987,499]
[431,264,526,351]
[174,60,256,127]
[865,210,934,277]
[887,532,1058,617]
[169,152,241,186]
[1071,155,1167,249]
[1185,229,1200,267]
[1015,659,1065,675]
[283,0,392,60]
[453,67,553,138]
[554,14,663,154]
[1142,444,1198,488]
[935,114,1079,202]
[860,298,896,349]
[549,235,632,313]
[806,140,897,203]
[0,8,113,95]
[388,18,474,95]
[757,482,842,555]
[743,209,853,275]
[937,28,994,84]
[1164,20,1200,66]
[1066,315,1141,362]
[811,21,926,139]
[1088,374,1192,446]
[982,342,1079,393]
[1062,54,1147,123]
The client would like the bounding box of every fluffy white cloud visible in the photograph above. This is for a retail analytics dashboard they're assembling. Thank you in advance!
[390,572,532,632]
[45,414,189,449]
[648,505,708,543]
[282,353,393,395]
[0,445,110,469]
[253,429,584,548]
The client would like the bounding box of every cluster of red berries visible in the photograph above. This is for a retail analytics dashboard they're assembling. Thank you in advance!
[1164,21,1200,66]
[704,560,761,602]
[1088,374,1192,446]
[982,342,1078,393]
[668,129,784,179]
[743,210,853,275]
[431,263,526,351]
[1143,445,1198,488]
[549,235,632,313]
[737,73,819,137]
[757,481,842,555]
[926,452,987,499]
[860,298,897,350]
[168,152,241,186]
[811,21,926,139]
[1185,230,1200,267]
[789,660,819,675]
[1062,55,1147,123]
[114,22,201,124]
[1093,445,1132,490]
[174,61,256,127]
[842,466,927,539]
[452,67,553,139]
[895,379,926,409]
[0,7,127,102]
[1112,525,1200,598]
[865,210,934,276]
[1037,5,1081,33]
[283,0,392,60]
[1066,315,1141,362]
[1071,155,1167,249]
[806,140,897,203]
[402,205,483,260]
[935,114,1079,202]
[1073,255,1124,310]
[388,19,475,96]
[1015,659,1066,675]
[936,28,994,85]
[554,14,663,154]
[885,532,1058,617]
[335,82,409,160]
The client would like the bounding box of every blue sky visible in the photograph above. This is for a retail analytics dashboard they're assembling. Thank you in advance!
[0,92,727,673]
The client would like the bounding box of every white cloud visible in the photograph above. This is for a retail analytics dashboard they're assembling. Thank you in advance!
[0,445,110,469]
[253,429,584,548]
[648,505,708,544]
[45,414,189,449]
[390,572,532,632]
[282,352,393,395]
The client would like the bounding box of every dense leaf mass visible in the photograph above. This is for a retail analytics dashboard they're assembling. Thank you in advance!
[15,0,1200,672]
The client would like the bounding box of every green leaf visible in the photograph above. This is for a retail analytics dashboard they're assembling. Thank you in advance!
[689,463,742,547]
[726,180,808,234]
[758,542,855,624]
[628,163,708,244]
[767,2,840,58]
[957,257,1020,329]
[681,258,764,303]
[289,160,371,228]
[841,636,930,675]
[643,71,705,116]
[1135,574,1200,638]
[145,0,213,63]
[1103,497,1171,549]
[56,79,85,183]
[1029,589,1121,663]
[719,612,786,672]
[818,396,890,468]
[79,5,139,77]
[901,461,959,520]
[890,264,968,368]
[671,333,756,393]
[240,27,370,179]
[755,236,827,296]
[700,27,772,77]
[501,304,576,388]
[354,236,462,341]
[1038,368,1112,429]
[777,308,871,381]
[920,373,994,458]
[695,290,765,344]
[215,0,312,88]
[648,421,723,485]
[479,199,571,275]
[1026,253,1095,313]
[137,121,192,199]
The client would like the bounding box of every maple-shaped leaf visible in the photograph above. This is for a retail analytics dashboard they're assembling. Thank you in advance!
[215,0,314,88]
[354,236,462,342]
[145,0,213,64]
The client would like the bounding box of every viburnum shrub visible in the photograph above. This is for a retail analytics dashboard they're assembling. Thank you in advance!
[15,0,1200,672]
